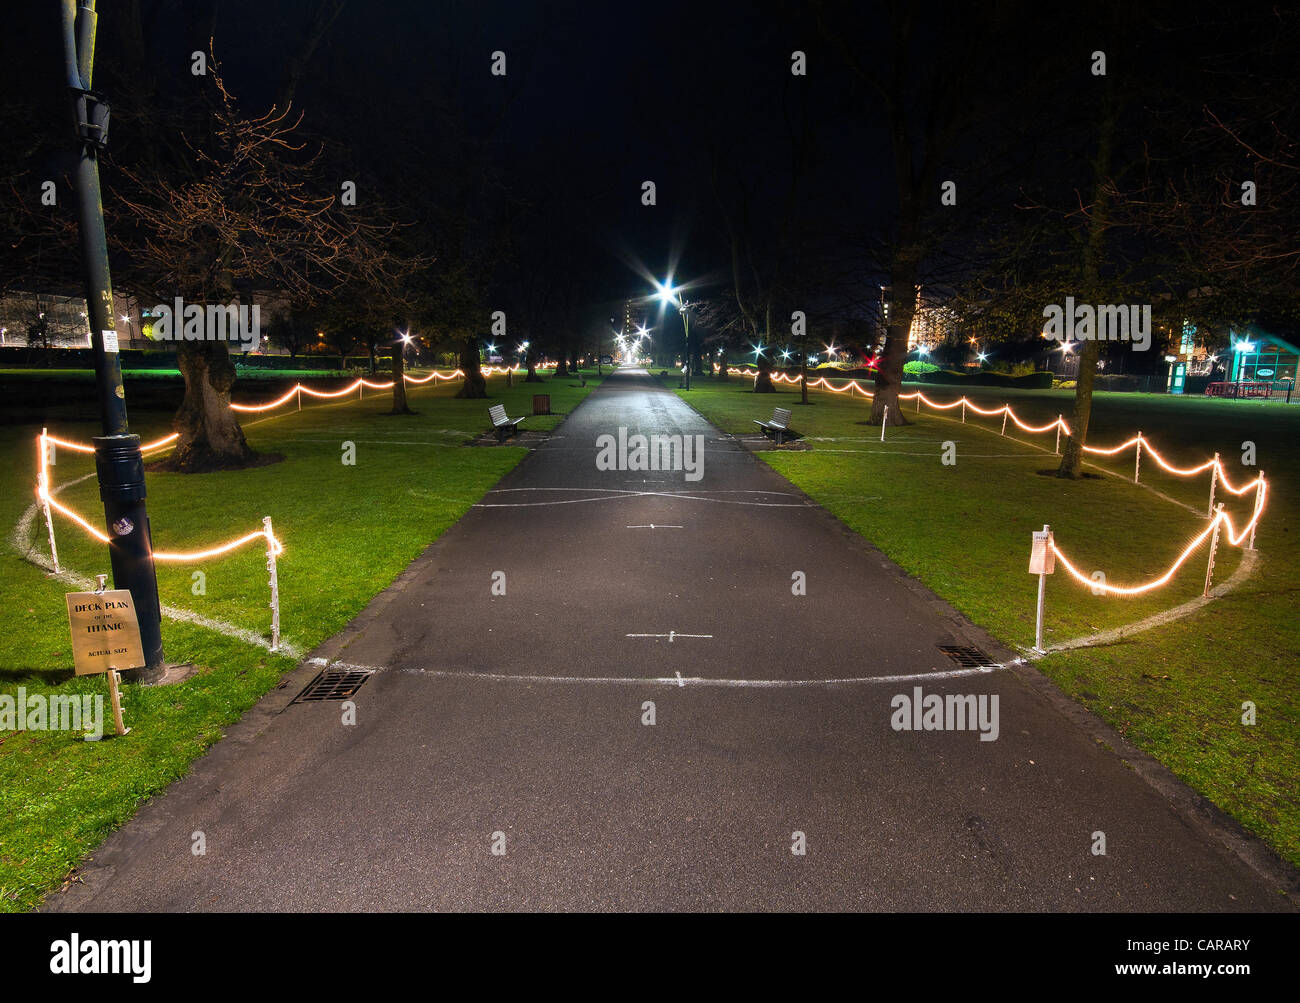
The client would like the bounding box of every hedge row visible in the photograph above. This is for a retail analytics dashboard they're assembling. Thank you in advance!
[0,347,359,371]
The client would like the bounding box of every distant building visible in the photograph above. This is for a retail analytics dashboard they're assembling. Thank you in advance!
[622,299,646,337]
[0,287,148,350]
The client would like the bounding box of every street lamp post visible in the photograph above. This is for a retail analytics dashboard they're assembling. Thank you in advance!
[653,279,694,390]
[59,0,164,682]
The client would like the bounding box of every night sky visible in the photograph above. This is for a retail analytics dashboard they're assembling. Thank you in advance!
[2,1,1291,350]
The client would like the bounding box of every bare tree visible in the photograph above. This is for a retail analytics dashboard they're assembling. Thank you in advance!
[113,58,415,470]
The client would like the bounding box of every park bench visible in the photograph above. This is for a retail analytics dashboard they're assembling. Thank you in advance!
[754,406,795,444]
[488,403,524,442]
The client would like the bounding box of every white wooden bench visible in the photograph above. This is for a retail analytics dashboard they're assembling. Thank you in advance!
[488,403,524,442]
[754,406,795,444]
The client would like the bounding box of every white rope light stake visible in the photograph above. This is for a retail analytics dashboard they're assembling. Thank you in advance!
[1203,503,1224,597]
[1247,474,1263,551]
[38,429,60,574]
[1207,453,1219,517]
[1029,524,1054,652]
[881,405,889,442]
[961,399,967,423]
[1000,406,1008,436]
[264,516,281,652]
[1134,432,1142,483]
[1055,416,1062,454]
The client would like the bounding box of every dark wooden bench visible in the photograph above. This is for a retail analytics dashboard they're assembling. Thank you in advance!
[488,403,524,442]
[754,406,795,444]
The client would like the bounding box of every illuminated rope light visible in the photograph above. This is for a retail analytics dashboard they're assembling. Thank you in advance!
[1050,480,1266,595]
[35,431,283,563]
[156,528,282,562]
[221,367,520,412]
[1079,435,1142,456]
[728,373,1265,498]
[44,434,95,454]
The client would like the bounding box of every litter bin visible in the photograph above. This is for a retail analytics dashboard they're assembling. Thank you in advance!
[532,394,551,415]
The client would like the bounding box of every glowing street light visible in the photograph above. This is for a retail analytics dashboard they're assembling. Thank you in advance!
[653,277,696,389]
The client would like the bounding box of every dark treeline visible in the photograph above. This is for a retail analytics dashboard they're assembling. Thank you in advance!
[1,1,1295,473]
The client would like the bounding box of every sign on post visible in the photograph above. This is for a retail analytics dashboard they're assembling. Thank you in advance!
[66,582,143,737]
[66,588,145,675]
[1028,528,1055,576]
[1029,525,1054,652]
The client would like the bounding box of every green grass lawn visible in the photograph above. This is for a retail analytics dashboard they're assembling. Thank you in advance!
[671,372,1300,868]
[0,367,599,911]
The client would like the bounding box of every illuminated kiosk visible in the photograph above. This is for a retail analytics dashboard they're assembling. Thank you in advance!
[1211,326,1300,398]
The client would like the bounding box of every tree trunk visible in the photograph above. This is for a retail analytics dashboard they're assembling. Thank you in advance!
[754,352,775,393]
[554,343,570,378]
[569,344,580,375]
[525,356,542,382]
[718,347,729,381]
[167,341,256,472]
[1057,89,1117,477]
[390,344,414,414]
[455,337,487,398]
[800,346,809,404]
[873,264,916,426]
[1057,338,1101,476]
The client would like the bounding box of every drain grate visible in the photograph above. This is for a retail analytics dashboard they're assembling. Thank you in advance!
[937,645,999,668]
[292,668,373,703]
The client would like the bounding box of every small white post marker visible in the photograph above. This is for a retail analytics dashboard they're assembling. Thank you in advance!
[1204,504,1223,596]
[1247,474,1263,552]
[264,516,281,651]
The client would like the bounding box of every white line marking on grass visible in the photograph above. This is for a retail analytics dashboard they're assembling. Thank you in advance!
[626,524,683,529]
[12,472,297,658]
[1029,550,1259,658]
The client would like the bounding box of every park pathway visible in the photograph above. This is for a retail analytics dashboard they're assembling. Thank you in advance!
[48,368,1293,910]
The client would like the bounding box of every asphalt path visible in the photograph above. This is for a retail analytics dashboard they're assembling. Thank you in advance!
[48,368,1295,911]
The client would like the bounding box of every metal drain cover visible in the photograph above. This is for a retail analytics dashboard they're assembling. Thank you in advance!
[292,668,373,703]
[937,645,999,668]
